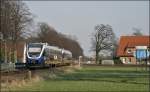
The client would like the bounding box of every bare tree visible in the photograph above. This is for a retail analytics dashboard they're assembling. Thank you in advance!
[11,1,32,62]
[37,22,51,42]
[1,1,32,40]
[132,27,143,36]
[91,24,115,64]
[31,22,83,59]
[0,0,33,62]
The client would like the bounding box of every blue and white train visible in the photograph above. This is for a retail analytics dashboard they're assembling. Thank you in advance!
[23,43,72,67]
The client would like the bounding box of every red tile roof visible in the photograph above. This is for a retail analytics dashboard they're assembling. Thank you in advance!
[117,36,150,57]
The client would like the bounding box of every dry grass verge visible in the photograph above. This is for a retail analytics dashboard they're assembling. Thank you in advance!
[1,75,43,91]
[1,64,82,91]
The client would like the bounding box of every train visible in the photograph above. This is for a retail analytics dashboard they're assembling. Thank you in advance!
[23,43,72,67]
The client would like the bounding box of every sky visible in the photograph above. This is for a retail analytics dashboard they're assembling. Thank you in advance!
[25,1,149,56]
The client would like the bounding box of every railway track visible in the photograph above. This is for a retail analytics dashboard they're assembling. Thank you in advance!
[1,61,72,76]
[1,63,149,77]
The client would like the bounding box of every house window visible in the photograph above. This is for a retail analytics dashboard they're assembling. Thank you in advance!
[122,58,126,64]
[127,49,132,54]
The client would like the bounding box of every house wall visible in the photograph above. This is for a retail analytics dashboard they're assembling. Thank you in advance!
[119,47,136,64]
[120,57,136,64]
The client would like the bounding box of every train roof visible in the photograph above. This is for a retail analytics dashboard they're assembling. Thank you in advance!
[28,43,48,45]
[46,45,72,55]
[28,43,72,55]
[63,49,72,55]
[46,45,61,51]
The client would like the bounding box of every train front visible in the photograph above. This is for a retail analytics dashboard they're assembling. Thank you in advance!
[26,43,45,66]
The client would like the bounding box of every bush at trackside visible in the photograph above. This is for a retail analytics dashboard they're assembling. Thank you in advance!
[113,57,123,64]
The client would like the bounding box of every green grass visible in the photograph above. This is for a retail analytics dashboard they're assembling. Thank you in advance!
[12,66,149,92]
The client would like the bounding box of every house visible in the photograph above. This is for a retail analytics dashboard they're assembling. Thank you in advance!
[117,36,150,64]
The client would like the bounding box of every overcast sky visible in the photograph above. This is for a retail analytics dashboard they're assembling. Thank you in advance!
[25,1,149,56]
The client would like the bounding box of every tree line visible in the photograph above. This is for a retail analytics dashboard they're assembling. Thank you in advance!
[0,1,83,63]
[27,22,83,59]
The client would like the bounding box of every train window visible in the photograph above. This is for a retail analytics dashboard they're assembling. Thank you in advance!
[29,44,42,48]
[44,49,49,57]
[29,52,40,57]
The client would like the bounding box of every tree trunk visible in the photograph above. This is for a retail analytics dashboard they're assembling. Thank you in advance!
[12,40,17,63]
[96,50,99,64]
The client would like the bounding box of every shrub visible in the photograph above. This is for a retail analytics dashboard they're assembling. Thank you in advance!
[113,57,123,64]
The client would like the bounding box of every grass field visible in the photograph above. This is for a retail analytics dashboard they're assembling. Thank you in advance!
[11,66,149,92]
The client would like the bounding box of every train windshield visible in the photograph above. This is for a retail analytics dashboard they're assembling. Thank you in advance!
[28,43,43,57]
[28,43,43,48]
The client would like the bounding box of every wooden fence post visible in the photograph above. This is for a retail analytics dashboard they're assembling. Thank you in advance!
[27,70,31,80]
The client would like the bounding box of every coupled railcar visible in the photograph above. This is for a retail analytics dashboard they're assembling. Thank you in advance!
[23,43,72,67]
